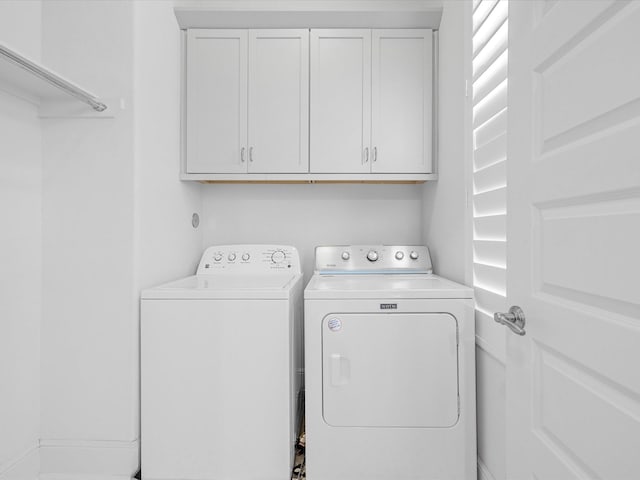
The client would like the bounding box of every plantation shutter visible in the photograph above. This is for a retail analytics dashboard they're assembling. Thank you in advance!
[472,0,508,327]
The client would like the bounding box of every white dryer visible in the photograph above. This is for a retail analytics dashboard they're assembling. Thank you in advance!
[304,245,476,480]
[141,245,303,480]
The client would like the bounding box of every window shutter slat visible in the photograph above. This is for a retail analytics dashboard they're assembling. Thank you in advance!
[474,108,507,149]
[473,49,508,104]
[473,214,506,241]
[472,20,508,81]
[474,132,506,171]
[473,79,507,129]
[473,263,506,296]
[473,186,506,217]
[473,0,508,57]
[473,0,500,35]
[475,286,508,317]
[474,159,506,194]
[474,240,506,268]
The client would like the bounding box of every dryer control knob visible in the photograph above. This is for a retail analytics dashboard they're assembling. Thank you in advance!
[395,251,404,260]
[213,254,222,262]
[241,253,250,261]
[341,251,350,261]
[410,251,419,260]
[228,253,237,262]
[367,250,379,262]
[271,250,286,263]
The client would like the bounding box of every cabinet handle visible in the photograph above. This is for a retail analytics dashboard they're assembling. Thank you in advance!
[373,147,378,162]
[363,147,369,164]
[249,146,254,162]
[241,147,246,163]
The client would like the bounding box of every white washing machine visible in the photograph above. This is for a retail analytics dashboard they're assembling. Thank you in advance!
[304,245,476,480]
[141,245,303,480]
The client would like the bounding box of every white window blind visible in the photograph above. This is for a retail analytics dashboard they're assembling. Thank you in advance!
[472,0,508,322]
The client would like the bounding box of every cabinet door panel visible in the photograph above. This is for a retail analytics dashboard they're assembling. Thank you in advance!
[310,29,371,173]
[372,29,432,173]
[248,29,309,173]
[186,30,247,174]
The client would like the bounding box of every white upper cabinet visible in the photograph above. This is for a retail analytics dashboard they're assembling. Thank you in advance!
[186,30,247,174]
[248,30,309,173]
[184,27,435,181]
[186,29,309,174]
[371,30,433,173]
[310,29,433,175]
[310,29,371,174]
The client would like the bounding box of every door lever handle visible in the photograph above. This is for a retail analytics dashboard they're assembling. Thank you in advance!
[494,306,526,336]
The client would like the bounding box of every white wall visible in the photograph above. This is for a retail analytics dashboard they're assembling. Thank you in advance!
[133,1,203,291]
[422,0,469,285]
[40,1,138,476]
[0,2,42,478]
[31,1,203,478]
[202,184,424,282]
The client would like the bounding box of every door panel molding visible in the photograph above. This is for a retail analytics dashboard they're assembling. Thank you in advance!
[532,343,640,478]
[533,195,640,307]
[532,0,630,71]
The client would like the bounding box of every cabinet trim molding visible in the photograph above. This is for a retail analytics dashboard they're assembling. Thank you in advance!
[175,9,442,30]
[182,173,438,183]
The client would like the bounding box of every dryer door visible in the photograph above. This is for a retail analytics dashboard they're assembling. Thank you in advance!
[322,313,459,427]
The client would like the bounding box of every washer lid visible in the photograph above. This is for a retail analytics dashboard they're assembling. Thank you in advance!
[304,274,473,299]
[142,273,300,300]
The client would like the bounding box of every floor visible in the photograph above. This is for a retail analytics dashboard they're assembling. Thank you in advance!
[291,429,306,479]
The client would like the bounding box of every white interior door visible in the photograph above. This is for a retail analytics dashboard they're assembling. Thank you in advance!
[371,29,432,173]
[505,1,640,478]
[186,29,247,174]
[248,29,309,173]
[310,29,371,173]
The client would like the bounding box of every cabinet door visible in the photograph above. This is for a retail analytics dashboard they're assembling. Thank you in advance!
[248,29,309,173]
[310,29,371,173]
[186,29,248,173]
[371,29,432,173]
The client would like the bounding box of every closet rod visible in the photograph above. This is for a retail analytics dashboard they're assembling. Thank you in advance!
[0,44,107,112]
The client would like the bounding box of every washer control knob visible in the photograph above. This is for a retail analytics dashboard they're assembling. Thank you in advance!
[241,253,250,262]
[228,253,236,262]
[213,254,222,262]
[341,251,350,261]
[410,251,419,260]
[367,250,379,262]
[271,250,286,264]
[395,251,405,260]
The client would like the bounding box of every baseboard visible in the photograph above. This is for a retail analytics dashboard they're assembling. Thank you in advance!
[478,458,498,480]
[0,445,40,480]
[39,438,138,480]
[39,475,133,480]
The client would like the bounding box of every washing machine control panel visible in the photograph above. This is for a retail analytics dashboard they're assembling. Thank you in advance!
[315,245,432,274]
[197,245,301,274]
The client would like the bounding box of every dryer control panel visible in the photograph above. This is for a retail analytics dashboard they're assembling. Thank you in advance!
[197,245,301,274]
[315,245,432,274]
